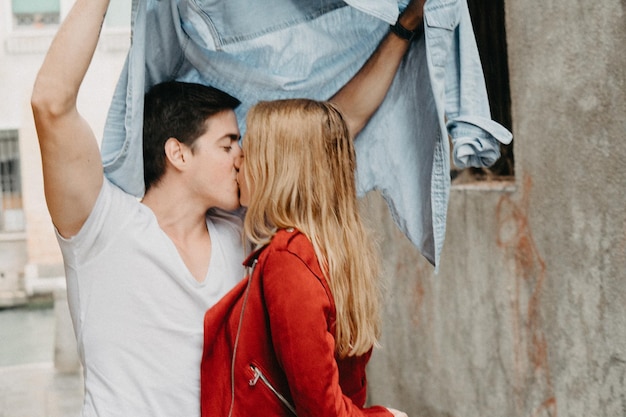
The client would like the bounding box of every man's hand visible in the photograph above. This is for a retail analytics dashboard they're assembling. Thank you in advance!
[399,0,426,31]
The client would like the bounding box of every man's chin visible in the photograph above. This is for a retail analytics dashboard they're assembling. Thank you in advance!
[236,189,249,209]
[211,199,242,213]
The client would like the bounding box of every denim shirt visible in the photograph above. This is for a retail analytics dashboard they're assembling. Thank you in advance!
[101,0,512,269]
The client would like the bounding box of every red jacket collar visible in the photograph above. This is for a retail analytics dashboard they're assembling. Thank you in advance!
[242,228,298,267]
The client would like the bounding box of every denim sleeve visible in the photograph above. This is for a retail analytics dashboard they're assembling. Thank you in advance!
[439,0,512,169]
[447,115,513,168]
[102,0,188,197]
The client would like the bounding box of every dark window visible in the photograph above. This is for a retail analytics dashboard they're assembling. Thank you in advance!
[0,130,24,232]
[452,0,514,182]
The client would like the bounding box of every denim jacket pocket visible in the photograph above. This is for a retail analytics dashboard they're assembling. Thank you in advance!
[424,0,460,67]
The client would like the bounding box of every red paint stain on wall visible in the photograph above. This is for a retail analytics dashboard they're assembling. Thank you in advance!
[496,175,557,417]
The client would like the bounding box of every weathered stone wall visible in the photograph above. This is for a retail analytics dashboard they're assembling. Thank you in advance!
[365,1,626,416]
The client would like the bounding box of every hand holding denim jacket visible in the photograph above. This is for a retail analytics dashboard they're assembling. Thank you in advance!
[101,0,512,269]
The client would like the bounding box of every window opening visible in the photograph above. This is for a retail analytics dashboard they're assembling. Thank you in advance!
[452,0,514,183]
[11,0,60,28]
[0,130,24,232]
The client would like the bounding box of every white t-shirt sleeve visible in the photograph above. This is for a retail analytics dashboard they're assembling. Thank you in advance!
[55,178,140,332]
[56,178,138,265]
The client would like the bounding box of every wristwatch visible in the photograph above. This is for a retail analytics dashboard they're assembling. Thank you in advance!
[390,21,419,42]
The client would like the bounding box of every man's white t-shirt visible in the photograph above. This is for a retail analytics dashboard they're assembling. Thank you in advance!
[56,179,246,417]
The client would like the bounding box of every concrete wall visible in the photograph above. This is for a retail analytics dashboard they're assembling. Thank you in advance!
[365,1,626,416]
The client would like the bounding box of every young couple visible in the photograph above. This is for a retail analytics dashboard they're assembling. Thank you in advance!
[31,0,424,416]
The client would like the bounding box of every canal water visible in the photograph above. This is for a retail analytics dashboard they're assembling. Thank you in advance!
[0,305,55,366]
[0,303,84,417]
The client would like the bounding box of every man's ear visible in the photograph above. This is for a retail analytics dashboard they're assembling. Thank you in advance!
[164,137,188,170]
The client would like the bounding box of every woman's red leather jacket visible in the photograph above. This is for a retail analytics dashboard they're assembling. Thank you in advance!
[201,228,392,417]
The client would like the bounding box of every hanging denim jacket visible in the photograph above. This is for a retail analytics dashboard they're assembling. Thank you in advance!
[100,0,512,269]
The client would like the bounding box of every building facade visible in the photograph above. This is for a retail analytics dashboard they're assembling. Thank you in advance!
[0,0,129,305]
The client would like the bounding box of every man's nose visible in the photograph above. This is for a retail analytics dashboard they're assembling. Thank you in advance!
[234,145,243,169]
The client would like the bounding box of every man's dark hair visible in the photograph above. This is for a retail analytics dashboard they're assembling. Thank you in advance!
[142,81,241,192]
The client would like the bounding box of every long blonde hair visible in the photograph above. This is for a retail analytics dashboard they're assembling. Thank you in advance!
[242,99,381,358]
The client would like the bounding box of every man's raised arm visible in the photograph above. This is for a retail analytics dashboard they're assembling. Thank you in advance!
[330,0,425,138]
[31,0,109,238]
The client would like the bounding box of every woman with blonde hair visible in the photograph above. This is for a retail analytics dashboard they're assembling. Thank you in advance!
[200,99,407,417]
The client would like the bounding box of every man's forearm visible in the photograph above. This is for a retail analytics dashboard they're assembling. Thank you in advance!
[32,0,111,116]
[330,1,424,138]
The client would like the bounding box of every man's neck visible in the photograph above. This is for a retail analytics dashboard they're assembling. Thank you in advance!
[144,184,206,226]
[142,185,212,282]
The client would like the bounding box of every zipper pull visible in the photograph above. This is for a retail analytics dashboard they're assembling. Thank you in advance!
[249,366,260,386]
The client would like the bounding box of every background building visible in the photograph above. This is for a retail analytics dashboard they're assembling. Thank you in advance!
[0,0,128,305]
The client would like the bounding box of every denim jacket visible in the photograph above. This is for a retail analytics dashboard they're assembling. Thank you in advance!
[101,0,512,269]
